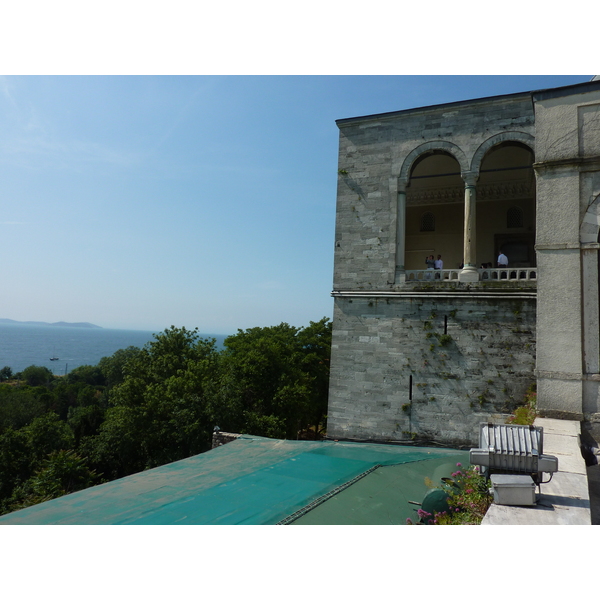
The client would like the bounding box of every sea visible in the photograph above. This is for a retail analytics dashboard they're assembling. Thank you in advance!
[0,322,228,375]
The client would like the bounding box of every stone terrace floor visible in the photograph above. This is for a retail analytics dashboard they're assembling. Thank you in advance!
[482,417,592,525]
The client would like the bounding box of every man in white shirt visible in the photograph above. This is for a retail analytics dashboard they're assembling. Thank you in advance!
[497,252,508,267]
[434,255,443,270]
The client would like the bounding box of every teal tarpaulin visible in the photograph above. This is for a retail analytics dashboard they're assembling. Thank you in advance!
[0,435,468,525]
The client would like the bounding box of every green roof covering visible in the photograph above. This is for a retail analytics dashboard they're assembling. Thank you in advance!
[0,435,468,525]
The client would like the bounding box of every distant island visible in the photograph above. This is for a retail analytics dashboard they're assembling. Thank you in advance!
[0,319,102,329]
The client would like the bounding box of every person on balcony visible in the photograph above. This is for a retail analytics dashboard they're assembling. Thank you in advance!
[497,252,508,267]
[434,255,443,279]
[425,255,435,280]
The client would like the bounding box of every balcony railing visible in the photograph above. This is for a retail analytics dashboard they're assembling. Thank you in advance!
[404,268,537,282]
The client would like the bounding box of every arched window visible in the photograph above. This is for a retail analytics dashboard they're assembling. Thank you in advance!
[507,206,524,229]
[420,211,435,232]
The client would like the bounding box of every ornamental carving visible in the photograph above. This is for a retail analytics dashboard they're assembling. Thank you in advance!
[406,178,534,206]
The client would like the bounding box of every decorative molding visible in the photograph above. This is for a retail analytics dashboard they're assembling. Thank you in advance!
[477,179,535,201]
[407,185,463,205]
[406,179,534,206]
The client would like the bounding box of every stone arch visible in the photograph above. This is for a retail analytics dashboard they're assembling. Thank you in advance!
[398,141,469,185]
[470,131,535,174]
[581,193,600,243]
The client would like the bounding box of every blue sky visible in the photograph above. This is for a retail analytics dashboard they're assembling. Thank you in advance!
[0,75,592,333]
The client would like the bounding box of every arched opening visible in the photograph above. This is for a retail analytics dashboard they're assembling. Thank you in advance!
[404,150,464,270]
[477,142,535,268]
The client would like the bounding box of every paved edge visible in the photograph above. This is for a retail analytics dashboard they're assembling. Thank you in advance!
[481,418,591,525]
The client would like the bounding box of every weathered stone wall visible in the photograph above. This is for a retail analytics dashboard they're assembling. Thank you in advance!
[212,431,241,449]
[533,82,600,424]
[333,93,535,291]
[327,293,536,446]
[329,93,537,445]
[328,80,600,446]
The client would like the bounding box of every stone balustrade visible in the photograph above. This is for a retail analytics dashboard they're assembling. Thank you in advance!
[480,268,537,281]
[405,268,537,282]
[405,269,462,281]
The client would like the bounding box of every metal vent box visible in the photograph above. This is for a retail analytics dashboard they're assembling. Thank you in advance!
[470,423,558,477]
[490,474,536,506]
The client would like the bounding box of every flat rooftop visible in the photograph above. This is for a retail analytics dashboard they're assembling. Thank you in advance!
[0,435,468,525]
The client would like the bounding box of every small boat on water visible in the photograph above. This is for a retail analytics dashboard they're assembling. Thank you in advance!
[50,356,59,361]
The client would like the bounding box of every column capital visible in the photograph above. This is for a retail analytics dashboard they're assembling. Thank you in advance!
[461,171,479,187]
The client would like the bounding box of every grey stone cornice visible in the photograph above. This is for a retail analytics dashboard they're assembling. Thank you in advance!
[533,156,600,172]
[535,243,581,250]
[535,369,584,381]
[336,91,532,128]
[532,78,600,101]
[331,290,536,299]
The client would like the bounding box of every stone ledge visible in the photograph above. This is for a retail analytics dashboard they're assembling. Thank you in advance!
[482,418,591,525]
[332,289,537,299]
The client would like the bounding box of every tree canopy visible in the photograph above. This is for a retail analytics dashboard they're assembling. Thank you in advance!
[0,318,332,515]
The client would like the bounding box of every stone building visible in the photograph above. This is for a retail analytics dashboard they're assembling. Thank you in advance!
[327,78,600,446]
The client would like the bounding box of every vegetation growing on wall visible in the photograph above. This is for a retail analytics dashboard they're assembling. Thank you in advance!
[506,384,537,425]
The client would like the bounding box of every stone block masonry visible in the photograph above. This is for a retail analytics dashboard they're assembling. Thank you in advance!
[328,80,600,449]
[327,293,536,446]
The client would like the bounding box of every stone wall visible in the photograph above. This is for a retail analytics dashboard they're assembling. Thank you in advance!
[211,431,241,449]
[533,81,600,424]
[329,93,538,446]
[327,79,600,446]
[327,292,536,446]
[333,93,535,291]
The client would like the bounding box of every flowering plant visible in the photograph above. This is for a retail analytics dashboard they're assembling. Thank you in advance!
[406,463,493,525]
[435,463,492,524]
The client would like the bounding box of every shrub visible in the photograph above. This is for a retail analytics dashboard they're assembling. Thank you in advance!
[406,463,492,525]
[21,365,54,387]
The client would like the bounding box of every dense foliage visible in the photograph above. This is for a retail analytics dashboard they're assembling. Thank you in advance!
[0,318,331,515]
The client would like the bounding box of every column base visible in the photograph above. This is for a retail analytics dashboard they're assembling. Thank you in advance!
[394,267,406,284]
[458,266,479,282]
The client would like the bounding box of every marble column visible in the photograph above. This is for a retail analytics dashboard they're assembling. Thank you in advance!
[459,172,479,282]
[395,181,407,283]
